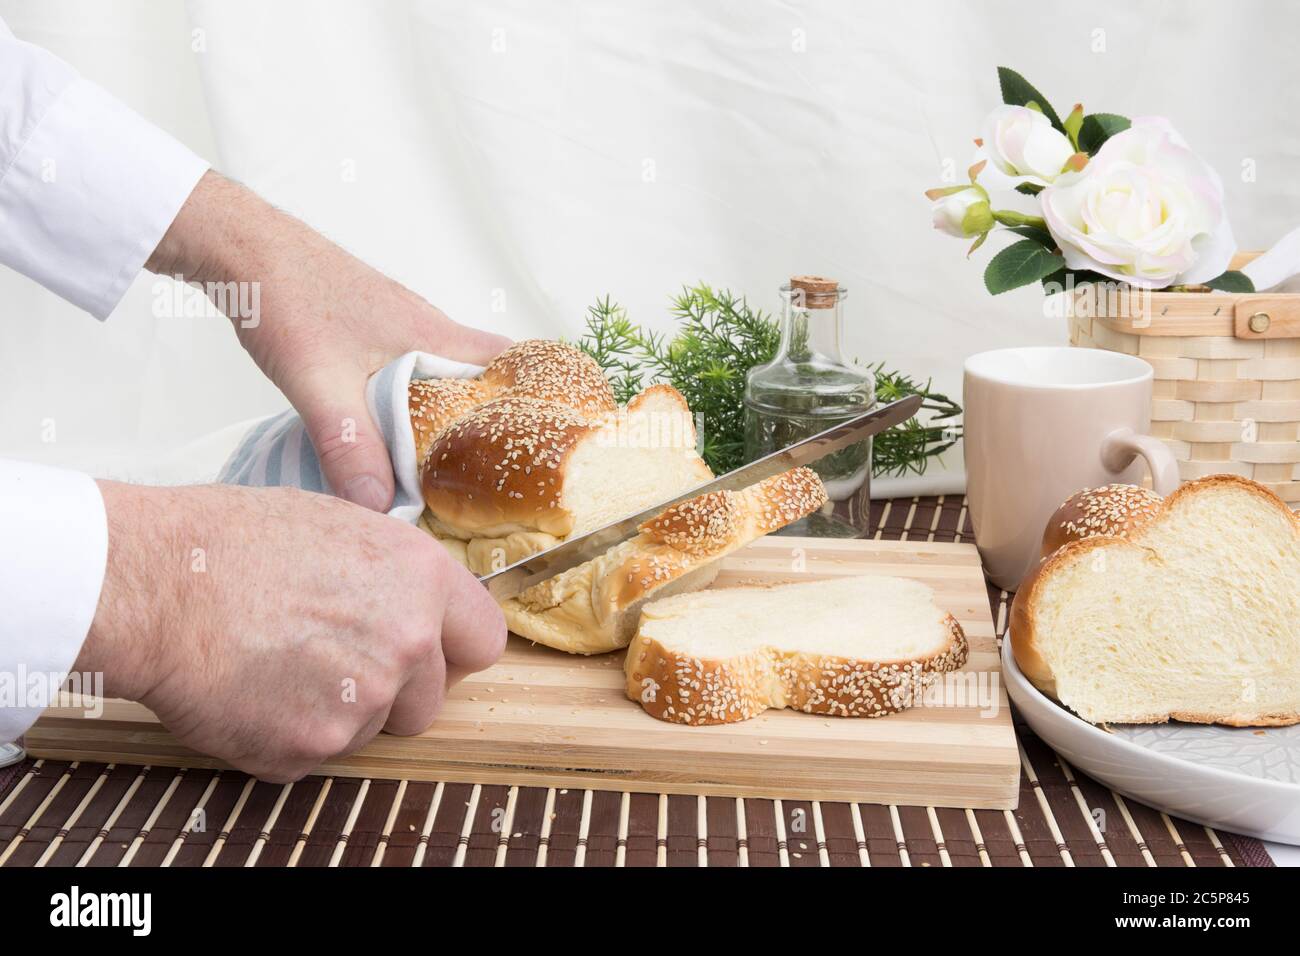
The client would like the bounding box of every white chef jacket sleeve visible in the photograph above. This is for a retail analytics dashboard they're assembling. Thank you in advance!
[1,17,205,742]
[0,460,108,743]
[0,18,209,319]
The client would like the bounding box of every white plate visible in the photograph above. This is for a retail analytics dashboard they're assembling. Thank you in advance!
[1001,635,1300,845]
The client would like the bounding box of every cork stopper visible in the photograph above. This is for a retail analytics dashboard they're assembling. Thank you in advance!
[790,274,840,309]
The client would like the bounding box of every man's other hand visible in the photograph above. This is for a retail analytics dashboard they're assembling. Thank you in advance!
[77,481,507,782]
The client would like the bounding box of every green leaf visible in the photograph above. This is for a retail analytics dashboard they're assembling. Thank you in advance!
[984,239,1067,295]
[1063,104,1085,150]
[1203,270,1255,293]
[1007,225,1056,248]
[1077,113,1130,154]
[1040,267,1109,293]
[997,67,1065,133]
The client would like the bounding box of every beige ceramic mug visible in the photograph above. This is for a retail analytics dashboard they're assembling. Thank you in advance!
[963,346,1180,591]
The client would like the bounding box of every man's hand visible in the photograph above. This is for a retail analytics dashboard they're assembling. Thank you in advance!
[146,171,511,513]
[76,481,507,782]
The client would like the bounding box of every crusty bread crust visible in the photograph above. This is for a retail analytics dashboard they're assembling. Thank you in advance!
[422,396,596,538]
[501,468,829,655]
[1160,710,1300,728]
[1011,474,1300,727]
[478,338,616,418]
[1008,558,1057,697]
[625,596,968,725]
[408,340,615,471]
[1038,483,1163,559]
[609,467,827,612]
[414,343,708,540]
[409,378,489,469]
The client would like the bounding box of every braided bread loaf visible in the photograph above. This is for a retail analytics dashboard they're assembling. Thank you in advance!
[408,340,827,654]
[409,340,712,576]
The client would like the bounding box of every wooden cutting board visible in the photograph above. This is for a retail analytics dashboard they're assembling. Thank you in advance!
[26,536,1019,810]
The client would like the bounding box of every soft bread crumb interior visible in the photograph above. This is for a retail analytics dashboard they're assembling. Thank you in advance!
[562,390,710,534]
[1033,483,1300,723]
[639,576,953,660]
[516,538,641,616]
[505,562,721,655]
[425,388,710,554]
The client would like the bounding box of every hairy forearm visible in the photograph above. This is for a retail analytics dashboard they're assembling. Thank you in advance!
[147,171,264,283]
[76,481,187,702]
[144,171,328,373]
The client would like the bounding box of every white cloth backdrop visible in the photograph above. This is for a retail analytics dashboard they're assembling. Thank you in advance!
[3,0,1299,489]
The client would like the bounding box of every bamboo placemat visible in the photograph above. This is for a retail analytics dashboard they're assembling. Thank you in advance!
[0,495,1275,867]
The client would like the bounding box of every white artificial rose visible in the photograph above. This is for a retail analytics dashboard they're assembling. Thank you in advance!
[974,105,1076,189]
[1040,118,1235,288]
[930,185,993,238]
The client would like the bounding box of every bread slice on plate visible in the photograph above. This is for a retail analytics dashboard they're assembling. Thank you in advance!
[1011,475,1300,727]
[624,575,968,725]
[501,467,828,655]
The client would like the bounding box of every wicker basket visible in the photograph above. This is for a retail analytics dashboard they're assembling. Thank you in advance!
[1067,252,1300,507]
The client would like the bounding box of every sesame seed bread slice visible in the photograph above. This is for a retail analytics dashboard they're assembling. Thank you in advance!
[501,468,828,655]
[625,575,968,725]
[624,574,972,723]
[1011,475,1300,726]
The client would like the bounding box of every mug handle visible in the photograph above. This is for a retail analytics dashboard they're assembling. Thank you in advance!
[1100,427,1180,496]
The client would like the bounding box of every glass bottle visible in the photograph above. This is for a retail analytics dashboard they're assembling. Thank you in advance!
[743,275,876,537]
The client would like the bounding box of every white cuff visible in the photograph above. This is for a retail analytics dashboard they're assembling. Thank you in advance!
[0,460,108,743]
[0,74,209,320]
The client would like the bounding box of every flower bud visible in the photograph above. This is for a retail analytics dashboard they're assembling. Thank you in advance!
[927,185,993,238]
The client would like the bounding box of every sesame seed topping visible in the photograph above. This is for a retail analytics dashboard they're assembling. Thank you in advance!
[1057,483,1162,540]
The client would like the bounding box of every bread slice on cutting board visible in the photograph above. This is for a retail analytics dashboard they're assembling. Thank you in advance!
[1011,475,1300,727]
[501,467,828,655]
[624,575,968,725]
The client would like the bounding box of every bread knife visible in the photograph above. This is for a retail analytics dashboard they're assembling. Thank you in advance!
[479,393,923,600]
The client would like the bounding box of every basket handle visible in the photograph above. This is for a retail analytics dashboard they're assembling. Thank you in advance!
[1234,297,1300,339]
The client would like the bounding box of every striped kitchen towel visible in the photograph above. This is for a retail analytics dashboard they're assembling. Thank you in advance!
[217,351,484,523]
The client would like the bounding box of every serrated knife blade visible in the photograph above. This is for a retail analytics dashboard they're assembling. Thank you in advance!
[478,393,923,601]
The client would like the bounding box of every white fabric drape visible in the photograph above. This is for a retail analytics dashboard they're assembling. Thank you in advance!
[3,0,1298,489]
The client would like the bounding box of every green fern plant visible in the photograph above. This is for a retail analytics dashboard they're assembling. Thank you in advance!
[575,283,961,477]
